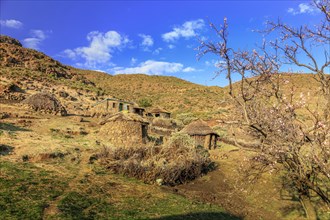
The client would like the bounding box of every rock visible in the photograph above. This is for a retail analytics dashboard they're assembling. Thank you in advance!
[156,178,163,186]
[0,112,10,119]
[58,90,69,98]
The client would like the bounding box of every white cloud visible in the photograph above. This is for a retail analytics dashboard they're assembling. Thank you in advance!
[23,30,47,50]
[131,57,138,65]
[288,3,317,15]
[139,34,154,50]
[64,30,129,68]
[162,19,205,42]
[168,44,175,49]
[94,69,108,73]
[0,19,23,29]
[63,49,77,59]
[153,47,163,55]
[183,67,196,72]
[111,60,195,75]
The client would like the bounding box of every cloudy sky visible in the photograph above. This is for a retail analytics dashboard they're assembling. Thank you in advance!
[0,0,325,86]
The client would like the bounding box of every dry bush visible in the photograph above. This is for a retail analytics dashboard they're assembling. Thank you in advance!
[152,118,173,128]
[97,134,215,186]
[151,117,183,130]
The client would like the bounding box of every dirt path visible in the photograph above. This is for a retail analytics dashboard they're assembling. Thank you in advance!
[174,148,291,220]
[42,150,92,219]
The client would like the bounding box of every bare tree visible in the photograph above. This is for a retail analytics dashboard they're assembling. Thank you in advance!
[198,0,330,219]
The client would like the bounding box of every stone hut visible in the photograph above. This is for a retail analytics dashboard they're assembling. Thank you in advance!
[147,107,171,118]
[22,92,67,116]
[99,112,149,147]
[181,119,218,150]
[91,98,145,117]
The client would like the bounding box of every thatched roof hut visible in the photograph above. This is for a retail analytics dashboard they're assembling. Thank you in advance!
[23,92,67,116]
[181,119,218,149]
[181,120,217,136]
[147,107,171,118]
[99,112,149,147]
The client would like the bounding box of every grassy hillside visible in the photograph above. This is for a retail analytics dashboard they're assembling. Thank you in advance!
[0,35,226,117]
[1,35,322,119]
[80,69,226,115]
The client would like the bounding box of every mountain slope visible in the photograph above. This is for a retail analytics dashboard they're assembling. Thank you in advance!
[0,35,226,116]
[1,35,322,118]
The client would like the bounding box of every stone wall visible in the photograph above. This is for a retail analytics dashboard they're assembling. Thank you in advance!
[99,120,147,147]
[192,135,206,148]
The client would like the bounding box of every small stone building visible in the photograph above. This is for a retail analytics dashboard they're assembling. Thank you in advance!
[99,112,149,147]
[22,92,67,116]
[181,119,219,150]
[91,98,145,117]
[147,107,171,118]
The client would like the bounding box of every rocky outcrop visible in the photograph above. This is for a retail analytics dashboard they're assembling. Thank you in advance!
[0,35,22,47]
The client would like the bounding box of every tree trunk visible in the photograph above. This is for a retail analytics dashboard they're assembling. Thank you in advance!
[300,195,317,220]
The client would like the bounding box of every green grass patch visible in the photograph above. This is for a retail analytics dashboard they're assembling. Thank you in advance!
[0,122,30,132]
[58,191,114,220]
[114,193,239,220]
[0,160,237,220]
[0,161,67,220]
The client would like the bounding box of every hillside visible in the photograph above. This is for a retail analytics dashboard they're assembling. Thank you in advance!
[81,70,226,115]
[2,35,323,119]
[0,35,226,117]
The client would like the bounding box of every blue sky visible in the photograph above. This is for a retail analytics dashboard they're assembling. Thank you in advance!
[0,0,325,86]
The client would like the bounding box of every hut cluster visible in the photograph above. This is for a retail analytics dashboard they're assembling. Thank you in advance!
[94,97,219,149]
[17,90,219,149]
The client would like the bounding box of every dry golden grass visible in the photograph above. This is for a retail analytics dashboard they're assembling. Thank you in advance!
[0,103,237,220]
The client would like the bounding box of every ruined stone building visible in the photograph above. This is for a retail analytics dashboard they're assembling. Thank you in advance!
[91,98,145,117]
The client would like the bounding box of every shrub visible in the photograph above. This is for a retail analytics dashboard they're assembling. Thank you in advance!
[176,112,198,125]
[138,97,152,108]
[167,132,195,149]
[151,118,183,130]
[97,133,215,186]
